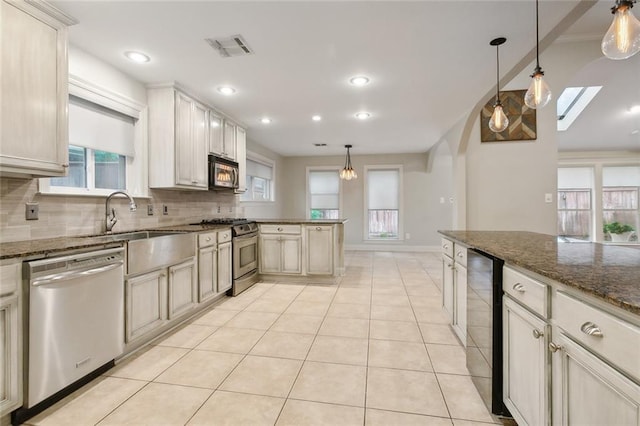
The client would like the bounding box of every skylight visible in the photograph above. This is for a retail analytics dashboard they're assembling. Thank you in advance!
[557,86,602,131]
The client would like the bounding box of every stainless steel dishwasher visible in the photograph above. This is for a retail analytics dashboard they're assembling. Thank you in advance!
[22,247,125,412]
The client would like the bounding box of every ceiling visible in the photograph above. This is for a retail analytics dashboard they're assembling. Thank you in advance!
[51,0,636,157]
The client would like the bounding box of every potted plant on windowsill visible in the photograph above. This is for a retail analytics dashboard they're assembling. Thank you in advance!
[603,222,635,242]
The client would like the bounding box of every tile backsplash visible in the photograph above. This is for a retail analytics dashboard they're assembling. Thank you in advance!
[0,178,241,243]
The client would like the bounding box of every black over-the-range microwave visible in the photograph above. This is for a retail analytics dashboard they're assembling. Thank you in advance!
[208,154,239,190]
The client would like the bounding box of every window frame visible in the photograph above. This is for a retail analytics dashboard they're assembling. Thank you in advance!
[306,166,343,220]
[39,74,149,197]
[363,164,404,241]
[241,151,276,204]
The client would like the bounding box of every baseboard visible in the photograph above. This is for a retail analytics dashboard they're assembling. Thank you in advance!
[345,244,441,253]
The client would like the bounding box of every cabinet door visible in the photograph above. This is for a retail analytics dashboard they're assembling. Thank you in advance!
[442,254,454,321]
[126,270,168,343]
[235,126,247,192]
[191,102,208,188]
[223,120,236,160]
[175,92,194,186]
[452,263,467,345]
[551,331,640,426]
[1,1,69,177]
[503,296,549,426]
[281,235,302,274]
[260,235,282,274]
[168,258,197,319]
[198,246,217,303]
[0,294,21,413]
[217,242,232,293]
[306,225,333,275]
[208,111,224,155]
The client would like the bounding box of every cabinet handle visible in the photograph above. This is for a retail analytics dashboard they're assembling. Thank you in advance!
[532,329,543,339]
[206,237,212,242]
[192,180,198,184]
[277,227,283,232]
[443,244,449,250]
[512,283,526,293]
[62,163,69,168]
[548,342,562,353]
[446,263,453,269]
[580,321,604,338]
[316,226,322,231]
[457,252,464,258]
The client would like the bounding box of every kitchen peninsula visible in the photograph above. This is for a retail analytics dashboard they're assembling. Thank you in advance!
[439,230,640,426]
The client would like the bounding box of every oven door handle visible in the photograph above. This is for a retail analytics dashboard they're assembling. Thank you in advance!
[234,233,258,241]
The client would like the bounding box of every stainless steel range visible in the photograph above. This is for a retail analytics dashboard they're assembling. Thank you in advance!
[195,218,259,296]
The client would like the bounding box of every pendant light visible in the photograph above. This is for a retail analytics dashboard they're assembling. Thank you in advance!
[602,0,640,60]
[340,144,357,180]
[488,37,509,133]
[524,0,552,109]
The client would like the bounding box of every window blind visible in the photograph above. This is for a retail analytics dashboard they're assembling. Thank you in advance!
[246,158,273,180]
[69,95,135,157]
[309,170,339,209]
[368,169,399,209]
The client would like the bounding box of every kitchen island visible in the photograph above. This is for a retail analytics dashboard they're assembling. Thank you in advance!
[439,230,640,426]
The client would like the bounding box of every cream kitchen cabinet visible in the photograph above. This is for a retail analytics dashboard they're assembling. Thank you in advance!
[148,86,208,190]
[235,126,247,193]
[306,225,333,275]
[125,269,168,343]
[198,229,232,302]
[222,120,237,161]
[441,238,466,345]
[259,225,302,275]
[217,240,233,293]
[0,260,22,416]
[208,111,224,157]
[168,258,197,319]
[0,0,75,178]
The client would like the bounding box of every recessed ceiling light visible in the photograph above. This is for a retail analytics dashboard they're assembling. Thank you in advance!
[630,105,640,114]
[349,76,370,86]
[355,112,371,120]
[261,117,272,124]
[217,86,236,96]
[312,115,322,122]
[124,51,150,63]
[632,129,639,135]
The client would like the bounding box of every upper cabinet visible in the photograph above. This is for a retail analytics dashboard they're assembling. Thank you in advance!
[148,86,209,190]
[208,111,224,157]
[222,120,237,161]
[0,0,76,178]
[235,126,247,193]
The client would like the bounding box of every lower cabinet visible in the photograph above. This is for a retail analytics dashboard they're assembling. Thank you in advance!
[442,253,454,321]
[452,263,467,344]
[125,269,168,343]
[441,238,467,345]
[306,225,333,275]
[168,258,197,319]
[259,234,302,274]
[198,245,218,303]
[551,331,640,426]
[0,260,22,415]
[217,241,232,293]
[503,296,549,426]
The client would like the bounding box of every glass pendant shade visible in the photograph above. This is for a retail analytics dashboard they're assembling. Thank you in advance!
[489,103,509,133]
[524,70,552,108]
[340,145,357,180]
[602,2,640,60]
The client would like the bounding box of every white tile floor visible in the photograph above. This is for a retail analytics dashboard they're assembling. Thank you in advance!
[25,251,504,426]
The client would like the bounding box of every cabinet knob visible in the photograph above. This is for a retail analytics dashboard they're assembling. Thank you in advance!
[512,283,526,293]
[62,163,69,168]
[206,237,212,242]
[443,244,449,250]
[277,227,283,232]
[316,227,322,231]
[532,329,543,339]
[457,252,464,258]
[580,321,604,337]
[548,342,562,353]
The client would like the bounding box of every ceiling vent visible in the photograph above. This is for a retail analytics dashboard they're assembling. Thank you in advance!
[205,35,253,58]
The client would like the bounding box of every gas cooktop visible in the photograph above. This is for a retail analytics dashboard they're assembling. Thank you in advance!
[192,218,250,226]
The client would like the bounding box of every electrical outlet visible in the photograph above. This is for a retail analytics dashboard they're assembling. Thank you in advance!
[147,204,154,216]
[405,233,411,240]
[217,206,221,213]
[163,205,169,215]
[545,193,553,203]
[25,202,39,220]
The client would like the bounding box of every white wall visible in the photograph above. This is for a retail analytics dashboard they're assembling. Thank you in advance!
[280,149,453,249]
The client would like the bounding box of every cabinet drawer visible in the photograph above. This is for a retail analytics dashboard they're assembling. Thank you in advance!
[554,291,640,381]
[0,260,21,296]
[453,245,467,268]
[441,238,454,258]
[260,224,301,235]
[198,232,217,248]
[503,267,548,318]
[218,229,232,243]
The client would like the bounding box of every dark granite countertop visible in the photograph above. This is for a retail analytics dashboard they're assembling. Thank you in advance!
[253,218,348,225]
[439,230,640,316]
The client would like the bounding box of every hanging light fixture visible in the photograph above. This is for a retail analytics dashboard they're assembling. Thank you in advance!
[602,0,640,60]
[488,37,509,133]
[339,144,357,180]
[524,0,552,109]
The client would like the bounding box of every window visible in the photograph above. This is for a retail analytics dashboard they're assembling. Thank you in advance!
[603,166,639,243]
[307,169,340,219]
[241,155,275,202]
[366,166,402,240]
[556,86,602,131]
[557,167,594,242]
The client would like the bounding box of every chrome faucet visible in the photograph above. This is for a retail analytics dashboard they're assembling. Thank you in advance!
[105,191,137,233]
